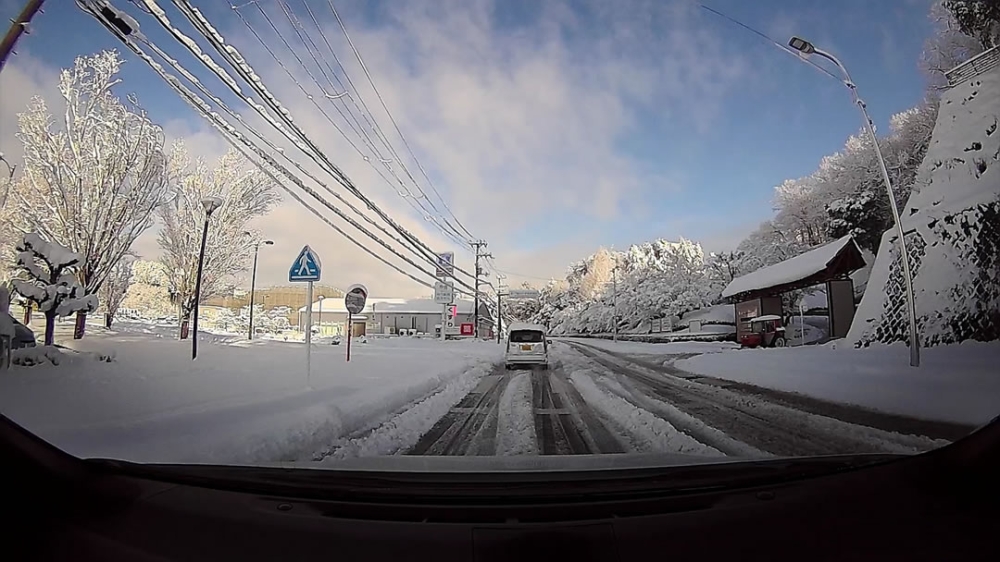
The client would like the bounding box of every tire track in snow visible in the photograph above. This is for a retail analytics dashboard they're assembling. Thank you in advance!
[561,341,947,456]
[406,366,511,456]
[591,372,769,458]
[494,372,538,456]
[567,369,725,457]
[315,361,495,463]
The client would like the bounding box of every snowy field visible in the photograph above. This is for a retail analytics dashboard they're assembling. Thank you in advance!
[676,341,1000,425]
[0,323,502,464]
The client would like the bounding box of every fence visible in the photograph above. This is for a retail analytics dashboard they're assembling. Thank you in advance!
[946,46,999,86]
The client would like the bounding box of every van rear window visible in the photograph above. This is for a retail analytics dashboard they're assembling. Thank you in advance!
[510,331,544,343]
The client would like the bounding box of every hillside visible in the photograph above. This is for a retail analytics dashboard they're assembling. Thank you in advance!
[849,60,1000,347]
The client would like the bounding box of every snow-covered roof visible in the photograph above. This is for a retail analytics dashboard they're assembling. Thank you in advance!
[722,235,864,299]
[299,297,476,314]
[507,322,548,333]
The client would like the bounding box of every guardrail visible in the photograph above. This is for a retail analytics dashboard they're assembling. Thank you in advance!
[556,332,736,344]
[946,46,999,86]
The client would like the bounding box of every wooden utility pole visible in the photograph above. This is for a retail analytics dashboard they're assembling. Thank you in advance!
[0,0,45,73]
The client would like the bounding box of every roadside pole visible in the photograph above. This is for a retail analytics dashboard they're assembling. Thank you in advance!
[305,280,313,385]
[612,262,618,343]
[799,300,805,347]
[440,304,447,342]
[346,311,352,362]
[435,251,455,342]
[343,284,367,362]
[0,0,45,73]
[287,245,321,387]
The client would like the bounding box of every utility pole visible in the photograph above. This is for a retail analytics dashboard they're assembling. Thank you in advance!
[612,257,618,343]
[471,241,491,339]
[0,0,45,73]
[496,274,506,344]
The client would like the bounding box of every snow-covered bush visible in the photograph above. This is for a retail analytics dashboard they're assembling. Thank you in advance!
[11,233,98,346]
[12,346,66,367]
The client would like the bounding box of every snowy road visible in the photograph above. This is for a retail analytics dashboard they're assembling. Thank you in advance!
[399,339,954,459]
[406,365,624,456]
[556,340,954,457]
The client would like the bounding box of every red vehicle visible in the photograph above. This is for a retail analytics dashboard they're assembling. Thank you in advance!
[740,314,787,348]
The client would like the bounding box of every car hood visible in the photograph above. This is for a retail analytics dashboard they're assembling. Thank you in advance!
[250,452,747,473]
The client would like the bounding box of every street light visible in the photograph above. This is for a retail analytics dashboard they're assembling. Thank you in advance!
[246,234,274,340]
[192,195,223,360]
[788,36,920,367]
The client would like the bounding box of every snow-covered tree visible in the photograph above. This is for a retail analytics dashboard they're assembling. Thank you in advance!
[944,0,1000,49]
[97,256,134,329]
[11,233,98,346]
[158,144,278,338]
[922,1,989,90]
[121,260,172,319]
[9,51,169,339]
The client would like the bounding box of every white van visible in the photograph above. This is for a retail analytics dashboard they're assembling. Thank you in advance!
[505,322,549,370]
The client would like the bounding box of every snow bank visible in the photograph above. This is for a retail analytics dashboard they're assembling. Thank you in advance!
[676,341,1000,425]
[850,64,1000,347]
[680,303,736,325]
[0,331,502,463]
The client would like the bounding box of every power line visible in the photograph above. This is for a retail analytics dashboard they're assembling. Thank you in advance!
[76,0,433,287]
[144,0,479,285]
[694,1,841,82]
[286,0,476,246]
[166,0,466,275]
[76,0,470,293]
[327,0,478,242]
[237,0,475,252]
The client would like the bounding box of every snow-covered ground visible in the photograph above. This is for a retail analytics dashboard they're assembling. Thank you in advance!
[0,324,501,464]
[676,341,1000,425]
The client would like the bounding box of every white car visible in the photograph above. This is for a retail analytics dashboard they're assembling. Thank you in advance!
[504,323,549,370]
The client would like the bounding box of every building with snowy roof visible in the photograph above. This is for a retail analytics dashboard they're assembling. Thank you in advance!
[722,235,867,343]
[297,297,491,337]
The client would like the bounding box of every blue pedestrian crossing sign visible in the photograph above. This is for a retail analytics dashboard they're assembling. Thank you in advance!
[289,245,322,282]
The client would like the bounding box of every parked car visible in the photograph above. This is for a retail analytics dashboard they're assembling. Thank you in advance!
[5,313,37,349]
[740,315,786,348]
[505,322,549,370]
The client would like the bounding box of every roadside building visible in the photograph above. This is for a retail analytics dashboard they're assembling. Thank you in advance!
[297,297,489,337]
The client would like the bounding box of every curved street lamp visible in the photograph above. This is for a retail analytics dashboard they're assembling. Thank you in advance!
[192,196,223,360]
[246,234,274,340]
[788,36,920,368]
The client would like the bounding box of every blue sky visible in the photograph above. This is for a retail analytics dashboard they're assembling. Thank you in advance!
[0,0,936,293]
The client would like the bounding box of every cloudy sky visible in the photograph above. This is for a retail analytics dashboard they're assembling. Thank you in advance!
[0,0,934,297]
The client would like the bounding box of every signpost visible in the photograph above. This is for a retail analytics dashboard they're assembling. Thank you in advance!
[435,252,455,278]
[344,284,368,362]
[289,245,321,386]
[435,252,455,341]
[507,289,540,300]
[434,280,455,304]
